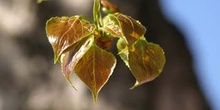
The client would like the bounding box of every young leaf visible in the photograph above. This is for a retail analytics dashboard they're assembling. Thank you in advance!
[60,36,94,89]
[95,36,114,50]
[117,38,129,66]
[129,39,165,89]
[45,0,166,103]
[74,43,116,102]
[101,0,119,14]
[103,13,146,45]
[102,15,123,37]
[46,16,96,63]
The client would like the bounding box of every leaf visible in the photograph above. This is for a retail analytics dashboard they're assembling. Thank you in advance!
[74,44,116,102]
[101,0,119,14]
[128,39,165,89]
[95,36,114,50]
[46,16,96,63]
[116,38,129,66]
[102,15,123,37]
[103,13,146,45]
[60,36,94,90]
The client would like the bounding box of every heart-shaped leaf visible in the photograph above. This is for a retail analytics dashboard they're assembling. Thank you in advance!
[45,0,166,103]
[74,43,116,102]
[129,39,165,89]
[46,16,96,63]
[103,13,146,45]
[60,36,94,89]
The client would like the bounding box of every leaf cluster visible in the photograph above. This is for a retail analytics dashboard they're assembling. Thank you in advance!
[45,0,165,102]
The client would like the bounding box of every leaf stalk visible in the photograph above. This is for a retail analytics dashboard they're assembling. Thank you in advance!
[93,0,102,29]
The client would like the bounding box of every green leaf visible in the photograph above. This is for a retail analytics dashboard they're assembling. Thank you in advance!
[74,44,116,102]
[102,14,123,37]
[46,16,96,63]
[60,36,94,90]
[117,38,129,66]
[103,13,146,45]
[128,39,165,89]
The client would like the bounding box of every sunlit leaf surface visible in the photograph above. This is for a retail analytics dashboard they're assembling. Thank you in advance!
[60,36,94,89]
[45,7,165,102]
[129,39,165,89]
[74,44,116,102]
[46,16,96,63]
[102,15,123,37]
[103,13,146,45]
[117,38,129,66]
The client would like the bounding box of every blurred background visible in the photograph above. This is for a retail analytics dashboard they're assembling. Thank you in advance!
[0,0,219,110]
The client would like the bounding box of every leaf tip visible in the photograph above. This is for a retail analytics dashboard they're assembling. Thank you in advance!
[68,83,77,91]
[69,82,77,91]
[53,54,60,64]
[64,75,77,91]
[129,81,140,90]
[92,92,99,104]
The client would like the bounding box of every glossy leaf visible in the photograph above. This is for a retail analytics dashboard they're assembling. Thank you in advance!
[129,39,165,89]
[45,0,166,104]
[60,36,94,89]
[74,44,116,102]
[103,13,146,45]
[46,16,96,63]
[102,15,123,37]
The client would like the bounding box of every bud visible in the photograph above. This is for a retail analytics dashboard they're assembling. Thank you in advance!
[101,0,119,14]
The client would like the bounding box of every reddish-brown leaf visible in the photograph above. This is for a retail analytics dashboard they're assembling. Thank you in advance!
[129,39,165,89]
[60,36,94,89]
[74,44,116,102]
[103,13,146,45]
[95,36,114,50]
[46,16,96,63]
[101,0,119,14]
